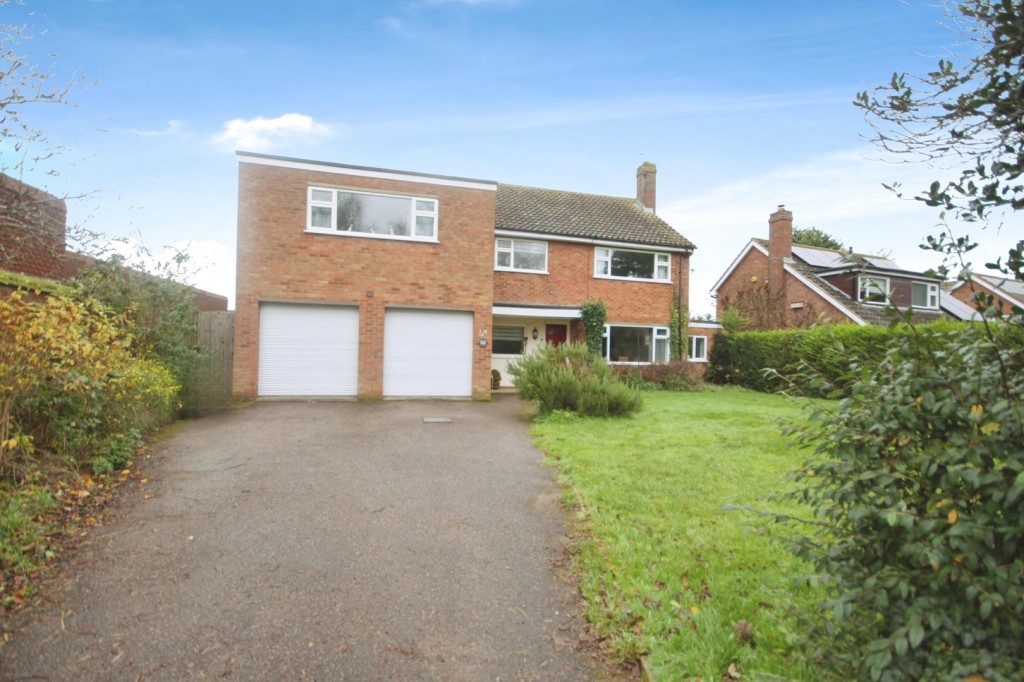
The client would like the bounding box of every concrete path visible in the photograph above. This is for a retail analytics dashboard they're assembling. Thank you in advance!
[1,397,604,681]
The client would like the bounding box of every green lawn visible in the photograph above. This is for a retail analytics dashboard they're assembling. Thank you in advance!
[531,388,830,681]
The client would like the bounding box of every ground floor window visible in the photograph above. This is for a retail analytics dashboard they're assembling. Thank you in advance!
[688,335,708,362]
[492,325,525,355]
[605,325,669,363]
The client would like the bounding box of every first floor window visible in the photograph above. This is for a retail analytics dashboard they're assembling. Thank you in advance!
[859,275,889,304]
[688,335,708,362]
[911,281,939,309]
[308,186,437,241]
[495,238,548,272]
[492,325,525,355]
[605,325,669,363]
[594,248,670,281]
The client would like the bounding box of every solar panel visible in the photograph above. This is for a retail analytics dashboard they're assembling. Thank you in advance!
[792,245,848,268]
[863,256,901,270]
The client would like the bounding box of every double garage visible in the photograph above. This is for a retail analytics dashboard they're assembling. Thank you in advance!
[257,303,474,398]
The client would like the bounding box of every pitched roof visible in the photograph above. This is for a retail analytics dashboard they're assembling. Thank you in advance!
[495,183,694,251]
[974,273,1024,306]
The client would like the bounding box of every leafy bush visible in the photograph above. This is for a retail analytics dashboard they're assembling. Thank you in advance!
[781,322,1024,680]
[508,343,642,417]
[0,291,178,478]
[706,320,965,395]
[613,360,704,391]
[578,299,607,357]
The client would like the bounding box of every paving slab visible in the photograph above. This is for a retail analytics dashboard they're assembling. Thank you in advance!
[1,397,604,681]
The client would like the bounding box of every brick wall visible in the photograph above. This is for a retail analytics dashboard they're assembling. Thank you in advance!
[232,161,496,400]
[0,174,69,279]
[494,241,689,326]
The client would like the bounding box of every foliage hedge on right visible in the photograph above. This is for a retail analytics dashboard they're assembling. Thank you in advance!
[706,320,964,395]
[781,321,1024,680]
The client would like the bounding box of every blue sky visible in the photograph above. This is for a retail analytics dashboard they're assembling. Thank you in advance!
[3,0,1019,314]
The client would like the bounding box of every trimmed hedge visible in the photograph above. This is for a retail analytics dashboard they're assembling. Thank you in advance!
[706,320,968,394]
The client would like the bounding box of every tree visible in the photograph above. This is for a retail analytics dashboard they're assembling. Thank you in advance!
[855,0,1024,226]
[793,226,844,251]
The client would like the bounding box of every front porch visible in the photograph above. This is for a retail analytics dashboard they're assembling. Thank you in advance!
[490,304,581,389]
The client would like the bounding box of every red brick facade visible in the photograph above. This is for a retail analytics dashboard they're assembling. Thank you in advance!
[0,173,71,280]
[232,159,497,400]
[493,241,688,326]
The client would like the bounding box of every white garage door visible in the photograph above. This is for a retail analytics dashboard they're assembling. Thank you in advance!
[384,309,473,397]
[259,303,359,397]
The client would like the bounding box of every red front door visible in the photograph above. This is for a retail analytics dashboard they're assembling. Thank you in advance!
[545,324,568,348]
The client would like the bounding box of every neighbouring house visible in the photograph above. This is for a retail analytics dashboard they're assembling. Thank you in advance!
[946,273,1024,318]
[232,153,700,400]
[0,172,228,311]
[711,205,946,329]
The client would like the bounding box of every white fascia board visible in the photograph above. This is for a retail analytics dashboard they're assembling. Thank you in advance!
[493,305,581,319]
[494,229,693,254]
[709,240,763,295]
[688,322,723,330]
[972,276,1024,309]
[783,264,867,325]
[237,152,497,192]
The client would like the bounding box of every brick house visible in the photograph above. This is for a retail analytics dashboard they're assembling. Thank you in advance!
[711,205,946,328]
[946,273,1024,318]
[232,153,698,400]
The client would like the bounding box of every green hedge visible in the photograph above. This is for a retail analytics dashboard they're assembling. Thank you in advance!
[706,320,968,394]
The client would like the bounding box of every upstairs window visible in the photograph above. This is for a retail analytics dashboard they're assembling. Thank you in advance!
[495,238,548,273]
[595,248,670,282]
[858,275,890,304]
[308,187,437,241]
[912,281,939,309]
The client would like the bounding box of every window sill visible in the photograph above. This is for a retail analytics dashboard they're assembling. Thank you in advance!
[494,268,549,275]
[305,228,439,244]
[594,274,672,284]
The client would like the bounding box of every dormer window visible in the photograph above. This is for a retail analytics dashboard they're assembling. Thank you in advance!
[912,281,939,309]
[858,276,889,304]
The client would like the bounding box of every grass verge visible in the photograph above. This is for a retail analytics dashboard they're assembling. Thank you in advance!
[531,387,829,681]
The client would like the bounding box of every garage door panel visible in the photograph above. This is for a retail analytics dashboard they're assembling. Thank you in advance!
[384,309,472,397]
[259,304,359,397]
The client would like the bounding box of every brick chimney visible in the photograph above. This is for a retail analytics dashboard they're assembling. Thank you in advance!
[636,162,656,213]
[767,204,793,315]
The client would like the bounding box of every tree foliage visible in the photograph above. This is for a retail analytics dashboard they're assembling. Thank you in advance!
[793,226,844,250]
[855,0,1024,223]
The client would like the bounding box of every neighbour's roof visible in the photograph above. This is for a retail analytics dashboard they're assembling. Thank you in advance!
[496,183,695,251]
[975,273,1024,300]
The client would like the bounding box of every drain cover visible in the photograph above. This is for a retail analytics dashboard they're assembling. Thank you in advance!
[422,417,453,423]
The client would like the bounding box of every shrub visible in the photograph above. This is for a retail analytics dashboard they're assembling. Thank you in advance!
[578,300,607,357]
[613,360,704,391]
[508,343,642,417]
[0,291,178,478]
[781,322,1024,680]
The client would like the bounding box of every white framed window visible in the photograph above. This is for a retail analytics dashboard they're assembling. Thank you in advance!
[912,281,939,309]
[307,186,438,241]
[495,238,548,273]
[604,325,670,364]
[858,275,890,304]
[492,325,525,355]
[688,335,708,362]
[594,248,670,282]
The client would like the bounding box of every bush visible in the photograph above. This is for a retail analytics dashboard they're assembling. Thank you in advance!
[706,320,965,396]
[508,343,642,417]
[0,291,178,479]
[613,360,704,391]
[781,322,1024,680]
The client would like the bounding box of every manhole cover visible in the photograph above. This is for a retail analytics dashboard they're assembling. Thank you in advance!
[422,417,453,423]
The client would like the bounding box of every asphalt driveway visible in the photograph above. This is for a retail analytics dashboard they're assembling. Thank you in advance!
[1,397,604,681]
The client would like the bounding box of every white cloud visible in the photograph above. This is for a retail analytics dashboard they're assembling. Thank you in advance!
[377,16,405,32]
[212,113,331,152]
